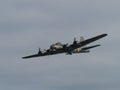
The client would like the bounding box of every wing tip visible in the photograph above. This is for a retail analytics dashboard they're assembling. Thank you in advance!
[102,33,108,37]
[22,57,28,59]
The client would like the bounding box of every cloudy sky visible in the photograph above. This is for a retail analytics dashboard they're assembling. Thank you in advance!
[0,0,120,90]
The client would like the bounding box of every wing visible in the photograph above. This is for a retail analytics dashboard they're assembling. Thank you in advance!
[22,52,51,59]
[22,49,65,59]
[79,34,107,46]
[22,54,44,59]
[69,34,107,49]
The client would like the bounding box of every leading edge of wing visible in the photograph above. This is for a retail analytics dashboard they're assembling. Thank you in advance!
[22,54,43,59]
[22,49,65,59]
[79,34,107,47]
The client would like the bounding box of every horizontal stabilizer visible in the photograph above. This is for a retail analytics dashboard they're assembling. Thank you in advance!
[82,44,101,50]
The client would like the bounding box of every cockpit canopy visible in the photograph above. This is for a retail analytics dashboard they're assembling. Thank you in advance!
[50,42,63,49]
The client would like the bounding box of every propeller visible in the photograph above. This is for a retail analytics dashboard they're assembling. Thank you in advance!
[73,37,77,45]
[74,37,76,41]
[38,48,42,54]
[80,36,85,42]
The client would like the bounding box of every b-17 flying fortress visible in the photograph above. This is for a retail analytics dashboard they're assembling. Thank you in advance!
[22,34,107,59]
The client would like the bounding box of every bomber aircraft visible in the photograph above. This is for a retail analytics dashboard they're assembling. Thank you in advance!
[22,34,107,59]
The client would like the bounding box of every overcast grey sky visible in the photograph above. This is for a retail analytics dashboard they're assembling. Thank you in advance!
[0,0,120,90]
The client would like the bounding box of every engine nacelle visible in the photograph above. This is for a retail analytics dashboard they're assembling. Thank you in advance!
[73,48,82,53]
[72,48,90,53]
